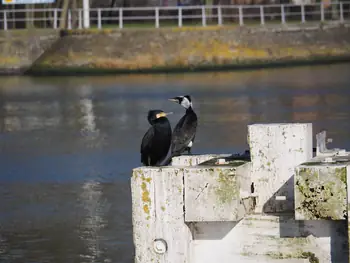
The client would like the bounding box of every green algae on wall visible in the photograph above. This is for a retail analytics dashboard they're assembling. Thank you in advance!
[295,166,347,220]
[133,169,153,220]
[0,30,59,74]
[28,24,350,75]
[265,251,319,263]
[0,56,21,66]
[184,166,251,221]
[215,170,238,204]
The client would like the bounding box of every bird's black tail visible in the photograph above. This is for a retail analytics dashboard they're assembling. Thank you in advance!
[158,151,180,166]
[160,155,173,166]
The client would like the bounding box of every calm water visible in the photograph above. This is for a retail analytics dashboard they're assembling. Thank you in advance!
[0,64,350,263]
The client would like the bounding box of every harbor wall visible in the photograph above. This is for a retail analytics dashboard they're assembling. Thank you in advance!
[1,23,350,75]
[0,30,59,75]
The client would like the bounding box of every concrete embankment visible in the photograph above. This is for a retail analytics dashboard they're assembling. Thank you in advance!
[1,23,350,75]
[0,30,59,75]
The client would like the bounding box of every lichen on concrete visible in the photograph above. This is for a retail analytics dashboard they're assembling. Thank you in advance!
[301,161,323,166]
[265,250,319,262]
[139,173,152,217]
[295,166,347,220]
[335,167,346,184]
[0,30,59,74]
[214,170,238,204]
[27,25,350,75]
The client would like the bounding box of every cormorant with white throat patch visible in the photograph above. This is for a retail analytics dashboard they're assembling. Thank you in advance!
[168,95,198,157]
[140,110,172,166]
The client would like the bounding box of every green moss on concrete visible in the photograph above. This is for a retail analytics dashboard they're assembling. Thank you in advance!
[335,167,347,184]
[1,25,349,75]
[301,162,323,166]
[26,25,350,76]
[0,29,57,39]
[266,250,319,262]
[295,167,347,220]
[27,54,350,76]
[301,252,320,263]
[137,171,152,217]
[0,29,59,75]
[240,251,255,257]
[214,170,238,204]
[0,56,21,66]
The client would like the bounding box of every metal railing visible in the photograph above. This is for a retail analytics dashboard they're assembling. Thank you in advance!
[0,2,350,30]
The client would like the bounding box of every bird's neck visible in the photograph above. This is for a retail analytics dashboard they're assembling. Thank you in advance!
[155,118,170,127]
[186,105,194,113]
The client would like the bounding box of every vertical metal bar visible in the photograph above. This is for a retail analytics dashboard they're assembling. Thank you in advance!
[260,5,265,25]
[155,7,159,28]
[97,8,102,29]
[202,6,206,26]
[320,2,324,22]
[301,4,305,23]
[4,11,7,30]
[119,8,123,29]
[178,7,182,27]
[239,6,243,26]
[53,8,58,29]
[281,4,286,24]
[218,6,222,26]
[340,2,344,22]
[78,9,82,29]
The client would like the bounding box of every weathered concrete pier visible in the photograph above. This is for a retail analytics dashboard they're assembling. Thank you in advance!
[131,123,349,263]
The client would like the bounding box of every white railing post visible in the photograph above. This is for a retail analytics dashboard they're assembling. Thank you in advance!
[218,6,222,25]
[260,5,265,25]
[320,2,325,22]
[83,0,90,28]
[68,9,72,29]
[78,9,82,29]
[301,4,305,23]
[53,8,58,29]
[340,2,344,22]
[155,7,159,28]
[178,7,182,27]
[97,8,102,29]
[202,6,206,26]
[3,11,7,30]
[281,4,286,24]
[239,6,243,26]
[119,8,123,29]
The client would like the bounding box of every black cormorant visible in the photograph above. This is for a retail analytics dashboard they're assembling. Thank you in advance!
[140,110,172,166]
[168,95,198,156]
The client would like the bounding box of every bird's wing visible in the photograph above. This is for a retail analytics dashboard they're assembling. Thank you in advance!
[171,114,197,155]
[140,127,155,165]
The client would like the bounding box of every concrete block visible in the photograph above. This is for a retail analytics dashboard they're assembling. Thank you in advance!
[184,162,253,222]
[248,123,313,213]
[295,157,350,220]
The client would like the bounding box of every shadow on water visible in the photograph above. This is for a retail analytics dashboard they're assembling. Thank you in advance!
[0,63,350,262]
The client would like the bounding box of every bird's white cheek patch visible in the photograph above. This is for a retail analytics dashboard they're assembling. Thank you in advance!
[187,141,193,148]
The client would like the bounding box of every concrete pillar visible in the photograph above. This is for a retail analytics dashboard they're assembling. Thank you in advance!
[248,123,313,213]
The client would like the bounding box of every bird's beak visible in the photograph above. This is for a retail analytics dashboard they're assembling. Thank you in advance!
[168,98,178,102]
[156,112,173,118]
